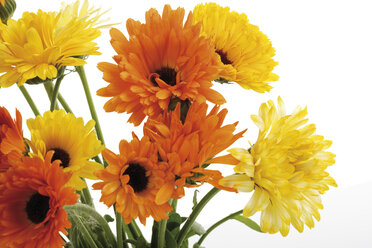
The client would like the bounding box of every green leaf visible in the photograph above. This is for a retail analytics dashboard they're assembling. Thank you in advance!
[192,190,199,210]
[232,215,262,233]
[104,214,114,223]
[165,230,177,248]
[136,236,148,248]
[167,212,182,231]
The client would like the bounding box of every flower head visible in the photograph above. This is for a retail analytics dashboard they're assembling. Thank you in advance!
[26,110,104,190]
[0,106,25,172]
[193,3,278,93]
[0,0,109,87]
[144,102,246,205]
[217,97,336,236]
[0,151,78,248]
[97,5,225,126]
[93,134,172,225]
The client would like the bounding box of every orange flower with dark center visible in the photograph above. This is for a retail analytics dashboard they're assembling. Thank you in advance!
[93,134,172,225]
[0,151,78,248]
[144,102,246,205]
[0,107,25,172]
[97,5,225,126]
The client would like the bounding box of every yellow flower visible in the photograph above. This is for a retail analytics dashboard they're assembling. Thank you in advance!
[193,3,278,93]
[0,0,109,87]
[217,97,336,236]
[26,110,105,190]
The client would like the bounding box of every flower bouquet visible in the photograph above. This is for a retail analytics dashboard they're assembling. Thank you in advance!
[0,1,336,247]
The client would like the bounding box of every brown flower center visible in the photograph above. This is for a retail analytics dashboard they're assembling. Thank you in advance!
[151,67,177,86]
[50,148,70,168]
[216,49,232,65]
[25,193,50,224]
[123,163,148,193]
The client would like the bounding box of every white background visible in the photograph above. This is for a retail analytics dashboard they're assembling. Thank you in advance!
[1,0,372,247]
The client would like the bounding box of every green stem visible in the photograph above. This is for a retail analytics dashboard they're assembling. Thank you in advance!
[177,188,220,246]
[19,85,40,116]
[116,211,124,248]
[123,239,137,245]
[81,181,94,208]
[123,224,134,240]
[69,213,99,248]
[171,199,178,212]
[65,204,116,247]
[43,81,59,110]
[76,66,105,146]
[50,67,65,111]
[157,219,167,248]
[128,221,141,240]
[197,210,243,246]
[57,93,73,113]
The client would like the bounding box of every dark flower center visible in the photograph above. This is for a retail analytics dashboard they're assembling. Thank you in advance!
[216,49,232,65]
[50,148,70,168]
[25,193,50,224]
[151,67,177,86]
[123,163,149,193]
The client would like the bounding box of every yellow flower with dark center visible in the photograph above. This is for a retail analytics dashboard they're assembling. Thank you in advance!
[26,110,104,190]
[215,97,336,236]
[193,3,278,93]
[0,0,109,87]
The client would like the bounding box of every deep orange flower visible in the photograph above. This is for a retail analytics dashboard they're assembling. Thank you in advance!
[97,5,225,126]
[0,151,78,248]
[93,134,172,225]
[0,107,25,172]
[144,102,246,205]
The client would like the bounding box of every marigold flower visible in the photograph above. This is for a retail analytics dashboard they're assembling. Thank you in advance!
[193,3,278,93]
[26,110,104,190]
[97,5,225,126]
[0,0,109,87]
[216,97,337,236]
[0,106,25,172]
[144,102,246,205]
[0,151,78,248]
[93,134,172,225]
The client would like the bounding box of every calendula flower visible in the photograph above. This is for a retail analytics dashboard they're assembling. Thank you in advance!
[93,134,172,225]
[216,97,336,236]
[144,102,246,205]
[0,0,109,87]
[0,151,78,248]
[97,5,225,126]
[26,110,104,190]
[0,106,25,172]
[193,3,278,93]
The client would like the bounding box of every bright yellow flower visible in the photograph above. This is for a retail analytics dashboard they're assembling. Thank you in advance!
[26,110,105,190]
[216,97,336,236]
[0,0,4,5]
[193,3,278,93]
[0,0,109,87]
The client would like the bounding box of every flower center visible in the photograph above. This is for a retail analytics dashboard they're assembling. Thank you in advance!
[151,67,177,86]
[50,148,70,168]
[123,163,148,193]
[25,193,50,224]
[216,49,232,65]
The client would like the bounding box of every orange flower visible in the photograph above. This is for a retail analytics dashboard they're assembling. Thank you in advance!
[0,151,78,248]
[144,102,246,205]
[93,134,172,225]
[97,5,225,126]
[0,107,25,172]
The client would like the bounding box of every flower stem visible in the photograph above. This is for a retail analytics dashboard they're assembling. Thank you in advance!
[157,219,167,248]
[43,81,59,110]
[50,67,66,111]
[57,93,73,113]
[19,85,40,116]
[76,66,106,147]
[128,221,141,240]
[197,210,243,246]
[177,187,220,246]
[116,210,124,248]
[80,184,94,208]
[69,213,99,248]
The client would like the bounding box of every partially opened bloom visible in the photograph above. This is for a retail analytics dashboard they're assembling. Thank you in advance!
[0,106,25,172]
[0,151,78,248]
[144,102,246,205]
[97,5,225,126]
[193,3,278,93]
[0,0,109,87]
[217,97,336,236]
[93,134,172,225]
[27,110,104,190]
